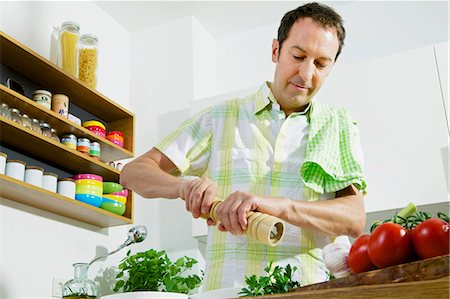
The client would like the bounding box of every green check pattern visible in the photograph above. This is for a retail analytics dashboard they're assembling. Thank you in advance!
[156,82,366,290]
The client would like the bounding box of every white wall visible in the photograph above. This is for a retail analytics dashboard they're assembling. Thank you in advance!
[0,1,138,298]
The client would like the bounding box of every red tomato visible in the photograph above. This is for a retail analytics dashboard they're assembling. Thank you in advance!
[348,234,377,273]
[368,223,413,268]
[411,218,450,259]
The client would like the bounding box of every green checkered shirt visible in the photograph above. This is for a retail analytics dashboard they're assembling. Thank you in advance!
[156,82,366,290]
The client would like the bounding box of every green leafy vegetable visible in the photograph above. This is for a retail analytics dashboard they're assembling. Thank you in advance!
[238,261,300,297]
[113,249,202,294]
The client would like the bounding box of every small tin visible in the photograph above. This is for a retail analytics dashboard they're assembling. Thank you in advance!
[0,152,7,175]
[89,141,101,158]
[24,165,44,187]
[5,159,26,181]
[42,172,58,192]
[32,89,52,110]
[61,134,77,150]
[57,178,76,199]
[77,137,90,155]
[52,94,69,118]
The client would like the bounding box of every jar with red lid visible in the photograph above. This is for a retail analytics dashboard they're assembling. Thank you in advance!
[106,131,124,147]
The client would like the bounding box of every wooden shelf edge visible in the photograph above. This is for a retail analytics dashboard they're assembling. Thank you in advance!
[1,85,134,159]
[0,30,135,120]
[0,174,133,227]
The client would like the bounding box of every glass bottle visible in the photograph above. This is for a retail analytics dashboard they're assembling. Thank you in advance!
[21,114,33,130]
[0,102,11,119]
[78,34,98,89]
[39,122,53,138]
[9,108,23,125]
[31,118,43,134]
[62,263,97,299]
[50,128,60,142]
[58,21,80,77]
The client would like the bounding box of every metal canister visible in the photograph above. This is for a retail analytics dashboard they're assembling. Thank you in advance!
[61,134,77,150]
[89,141,101,159]
[77,137,90,155]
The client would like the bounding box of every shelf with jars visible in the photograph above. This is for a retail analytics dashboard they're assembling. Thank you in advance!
[0,31,135,227]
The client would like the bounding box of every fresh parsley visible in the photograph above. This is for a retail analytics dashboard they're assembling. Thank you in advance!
[238,262,300,297]
[113,249,202,294]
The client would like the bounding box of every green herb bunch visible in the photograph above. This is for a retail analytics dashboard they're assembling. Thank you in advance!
[113,249,202,294]
[238,262,300,297]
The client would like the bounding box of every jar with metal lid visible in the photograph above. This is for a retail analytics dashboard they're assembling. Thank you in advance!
[32,89,52,110]
[0,102,11,119]
[61,134,77,150]
[77,138,90,155]
[89,141,101,160]
[21,114,33,130]
[39,122,53,138]
[50,128,60,142]
[30,118,42,134]
[78,34,98,89]
[9,108,23,125]
[58,21,80,77]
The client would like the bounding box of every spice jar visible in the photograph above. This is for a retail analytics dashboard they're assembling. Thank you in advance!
[21,114,33,131]
[58,21,80,77]
[30,118,42,134]
[24,165,44,187]
[32,90,52,110]
[0,102,11,119]
[5,159,26,181]
[42,172,58,192]
[52,94,69,118]
[61,134,77,150]
[78,34,98,89]
[77,138,90,155]
[39,122,53,138]
[9,108,23,126]
[50,128,60,142]
[89,141,101,160]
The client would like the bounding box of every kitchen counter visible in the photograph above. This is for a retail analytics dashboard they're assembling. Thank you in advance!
[240,255,449,299]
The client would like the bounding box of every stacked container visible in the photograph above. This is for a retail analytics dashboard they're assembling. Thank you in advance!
[106,131,124,148]
[83,120,106,138]
[73,173,103,207]
[101,181,127,215]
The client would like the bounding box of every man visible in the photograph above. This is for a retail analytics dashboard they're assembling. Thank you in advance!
[120,2,367,290]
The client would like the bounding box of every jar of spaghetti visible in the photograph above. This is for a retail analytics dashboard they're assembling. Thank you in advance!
[58,21,80,77]
[78,34,98,89]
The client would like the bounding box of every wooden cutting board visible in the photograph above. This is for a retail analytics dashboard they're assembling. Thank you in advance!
[240,255,449,298]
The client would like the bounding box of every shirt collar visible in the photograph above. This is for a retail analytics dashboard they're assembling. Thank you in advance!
[254,81,314,116]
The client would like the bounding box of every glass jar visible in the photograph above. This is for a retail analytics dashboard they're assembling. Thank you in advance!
[21,114,33,130]
[78,34,98,89]
[58,21,80,77]
[32,89,52,110]
[0,102,11,119]
[39,122,52,138]
[50,128,60,142]
[9,108,23,125]
[62,263,97,299]
[31,118,42,134]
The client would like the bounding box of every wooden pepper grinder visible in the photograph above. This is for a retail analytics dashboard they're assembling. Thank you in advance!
[201,200,285,246]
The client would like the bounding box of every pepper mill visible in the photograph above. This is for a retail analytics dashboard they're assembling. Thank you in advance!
[201,200,285,246]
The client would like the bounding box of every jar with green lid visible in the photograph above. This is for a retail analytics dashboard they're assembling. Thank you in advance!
[78,34,98,89]
[58,21,80,77]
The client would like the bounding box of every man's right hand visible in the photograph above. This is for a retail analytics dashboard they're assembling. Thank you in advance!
[178,177,217,220]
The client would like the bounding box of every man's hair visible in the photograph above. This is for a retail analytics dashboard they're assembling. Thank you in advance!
[277,2,346,61]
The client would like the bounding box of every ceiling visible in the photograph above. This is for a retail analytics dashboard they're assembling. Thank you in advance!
[94,1,348,37]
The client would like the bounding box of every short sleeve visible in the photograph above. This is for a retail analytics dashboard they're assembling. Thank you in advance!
[155,108,212,177]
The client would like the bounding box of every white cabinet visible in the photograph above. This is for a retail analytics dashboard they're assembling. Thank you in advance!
[317,44,448,213]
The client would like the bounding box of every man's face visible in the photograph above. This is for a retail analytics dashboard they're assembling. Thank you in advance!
[271,17,339,115]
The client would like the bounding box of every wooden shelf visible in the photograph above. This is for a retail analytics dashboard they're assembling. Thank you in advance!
[0,31,135,227]
[0,174,133,227]
[0,116,121,181]
[0,85,134,162]
[0,31,135,154]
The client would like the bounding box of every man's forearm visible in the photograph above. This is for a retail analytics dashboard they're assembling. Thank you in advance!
[120,157,182,199]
